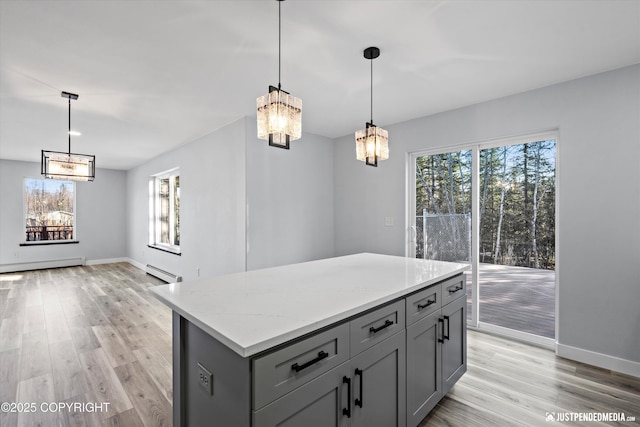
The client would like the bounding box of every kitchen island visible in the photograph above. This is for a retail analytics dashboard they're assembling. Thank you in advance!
[150,253,469,427]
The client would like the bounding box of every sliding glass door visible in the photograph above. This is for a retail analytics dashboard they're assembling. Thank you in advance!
[409,133,557,345]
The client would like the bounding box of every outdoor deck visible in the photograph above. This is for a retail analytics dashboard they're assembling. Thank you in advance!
[465,263,555,339]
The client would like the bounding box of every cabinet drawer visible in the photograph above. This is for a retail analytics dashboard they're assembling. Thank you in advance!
[406,284,441,326]
[252,323,349,410]
[440,274,466,307]
[350,300,405,357]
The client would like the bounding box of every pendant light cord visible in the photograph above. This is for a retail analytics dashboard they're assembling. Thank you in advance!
[370,57,373,124]
[68,97,71,154]
[278,0,282,90]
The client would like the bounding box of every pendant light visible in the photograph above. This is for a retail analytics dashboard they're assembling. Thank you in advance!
[355,47,388,167]
[256,0,302,149]
[41,91,95,181]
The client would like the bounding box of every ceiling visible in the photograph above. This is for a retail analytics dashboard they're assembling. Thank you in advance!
[1,0,639,170]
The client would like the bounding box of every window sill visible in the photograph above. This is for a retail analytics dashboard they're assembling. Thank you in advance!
[148,244,181,256]
[20,240,79,246]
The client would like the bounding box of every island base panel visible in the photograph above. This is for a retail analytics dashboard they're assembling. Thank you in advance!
[175,313,251,427]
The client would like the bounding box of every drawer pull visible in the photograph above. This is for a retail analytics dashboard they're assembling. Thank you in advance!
[291,350,329,373]
[369,319,393,334]
[443,315,450,340]
[438,318,445,343]
[355,368,363,408]
[417,299,436,310]
[343,376,351,418]
[448,285,463,294]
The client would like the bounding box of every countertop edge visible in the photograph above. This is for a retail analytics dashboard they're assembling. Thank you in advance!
[150,264,468,358]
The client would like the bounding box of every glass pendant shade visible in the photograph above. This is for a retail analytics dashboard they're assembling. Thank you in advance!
[42,150,95,181]
[355,46,388,166]
[41,91,95,181]
[355,122,389,167]
[257,85,302,149]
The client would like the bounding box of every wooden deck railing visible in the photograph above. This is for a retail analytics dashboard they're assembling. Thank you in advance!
[25,225,73,241]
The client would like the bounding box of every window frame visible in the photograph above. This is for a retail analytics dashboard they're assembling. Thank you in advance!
[406,130,559,348]
[149,168,180,255]
[22,177,78,245]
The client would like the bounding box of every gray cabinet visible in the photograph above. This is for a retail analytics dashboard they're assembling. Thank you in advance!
[406,310,441,426]
[253,362,350,427]
[174,273,465,427]
[253,323,350,410]
[405,276,467,427]
[442,295,466,394]
[255,304,407,427]
[350,330,406,427]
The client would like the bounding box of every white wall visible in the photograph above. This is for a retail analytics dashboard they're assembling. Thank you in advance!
[0,159,127,265]
[245,119,334,271]
[334,64,640,375]
[126,118,247,281]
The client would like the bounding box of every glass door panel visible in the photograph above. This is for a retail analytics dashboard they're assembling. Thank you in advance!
[413,150,472,321]
[478,140,556,338]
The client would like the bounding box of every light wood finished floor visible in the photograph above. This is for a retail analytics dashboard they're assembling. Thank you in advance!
[1,263,638,426]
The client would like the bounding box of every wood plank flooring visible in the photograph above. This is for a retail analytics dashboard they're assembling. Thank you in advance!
[0,263,171,427]
[1,263,638,426]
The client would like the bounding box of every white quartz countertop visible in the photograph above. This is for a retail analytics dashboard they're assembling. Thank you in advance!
[150,253,469,357]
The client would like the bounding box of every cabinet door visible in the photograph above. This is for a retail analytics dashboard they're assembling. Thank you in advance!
[441,296,466,395]
[253,363,350,427]
[406,310,442,427]
[350,331,406,427]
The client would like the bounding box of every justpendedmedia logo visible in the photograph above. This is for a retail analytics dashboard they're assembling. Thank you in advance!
[545,411,635,423]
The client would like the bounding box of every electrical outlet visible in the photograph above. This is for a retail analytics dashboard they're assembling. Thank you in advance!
[384,216,394,227]
[197,363,213,396]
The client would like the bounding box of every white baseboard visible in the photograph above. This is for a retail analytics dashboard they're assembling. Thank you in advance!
[557,343,640,378]
[126,258,146,271]
[85,257,129,266]
[472,322,556,350]
[0,257,85,273]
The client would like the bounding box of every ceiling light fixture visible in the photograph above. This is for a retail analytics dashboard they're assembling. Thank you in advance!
[355,47,388,167]
[41,91,95,181]
[256,0,302,149]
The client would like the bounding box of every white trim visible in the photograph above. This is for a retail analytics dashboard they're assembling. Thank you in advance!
[0,257,85,273]
[472,322,556,350]
[149,168,180,252]
[406,129,560,158]
[554,131,561,344]
[405,151,416,257]
[557,343,640,378]
[85,257,129,266]
[127,258,146,271]
[470,146,480,327]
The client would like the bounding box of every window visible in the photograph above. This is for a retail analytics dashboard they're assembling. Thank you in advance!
[149,168,180,253]
[24,178,76,242]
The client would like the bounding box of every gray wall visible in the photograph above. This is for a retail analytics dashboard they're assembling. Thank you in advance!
[125,117,335,279]
[126,118,247,281]
[0,159,127,265]
[334,64,640,370]
[245,119,334,271]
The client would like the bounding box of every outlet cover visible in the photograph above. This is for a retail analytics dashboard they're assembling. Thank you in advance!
[197,362,213,396]
[384,216,394,227]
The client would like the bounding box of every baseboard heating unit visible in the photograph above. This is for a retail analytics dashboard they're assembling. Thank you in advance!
[0,257,85,274]
[146,264,183,283]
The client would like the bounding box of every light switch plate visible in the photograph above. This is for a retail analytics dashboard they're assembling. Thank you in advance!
[197,362,213,396]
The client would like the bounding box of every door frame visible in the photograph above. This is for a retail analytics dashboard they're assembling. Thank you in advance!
[406,130,559,349]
